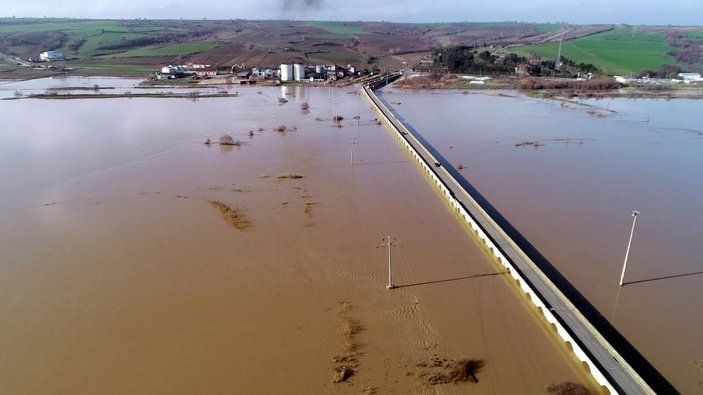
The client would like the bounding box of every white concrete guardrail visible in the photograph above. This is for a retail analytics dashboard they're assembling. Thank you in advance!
[361,76,661,395]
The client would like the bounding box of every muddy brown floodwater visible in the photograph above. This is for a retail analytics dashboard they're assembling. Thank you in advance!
[381,87,703,393]
[1,81,597,394]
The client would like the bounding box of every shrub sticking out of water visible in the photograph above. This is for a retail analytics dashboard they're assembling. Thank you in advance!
[277,173,304,180]
[276,125,287,133]
[421,357,485,385]
[301,102,310,111]
[333,366,354,383]
[514,140,541,148]
[338,317,363,354]
[332,302,362,384]
[220,134,240,146]
[333,115,344,122]
[209,200,251,230]
[445,359,484,383]
[546,381,590,395]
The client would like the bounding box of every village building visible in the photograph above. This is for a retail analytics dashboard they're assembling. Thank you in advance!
[195,67,217,77]
[39,51,64,62]
[678,73,702,83]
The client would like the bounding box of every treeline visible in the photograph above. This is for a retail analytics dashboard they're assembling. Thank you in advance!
[637,64,682,79]
[518,77,619,90]
[431,46,600,77]
[666,32,703,66]
[97,34,185,50]
[432,46,527,75]
[0,31,66,56]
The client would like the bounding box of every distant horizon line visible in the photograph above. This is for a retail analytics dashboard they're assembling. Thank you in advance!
[1,16,700,27]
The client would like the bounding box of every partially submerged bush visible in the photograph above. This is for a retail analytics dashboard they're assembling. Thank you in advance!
[277,173,304,180]
[332,366,354,383]
[219,134,236,145]
[546,381,590,395]
[209,200,251,230]
[446,359,483,383]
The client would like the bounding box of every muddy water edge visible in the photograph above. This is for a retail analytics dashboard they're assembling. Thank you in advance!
[1,81,596,393]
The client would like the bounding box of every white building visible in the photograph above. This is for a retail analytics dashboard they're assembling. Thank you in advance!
[161,65,184,75]
[678,73,702,83]
[39,51,64,62]
[195,67,217,77]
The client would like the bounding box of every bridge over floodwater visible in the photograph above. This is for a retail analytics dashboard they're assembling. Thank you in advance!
[362,74,678,395]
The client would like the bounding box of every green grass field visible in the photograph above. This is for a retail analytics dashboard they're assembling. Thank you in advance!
[0,19,186,58]
[532,23,564,34]
[511,26,678,75]
[309,21,367,36]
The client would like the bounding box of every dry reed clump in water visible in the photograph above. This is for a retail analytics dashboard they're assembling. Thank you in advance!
[277,173,304,180]
[546,381,590,395]
[514,140,541,148]
[276,125,287,132]
[333,366,354,383]
[209,200,251,230]
[332,302,363,383]
[219,135,240,146]
[301,102,309,111]
[338,317,363,354]
[420,357,484,385]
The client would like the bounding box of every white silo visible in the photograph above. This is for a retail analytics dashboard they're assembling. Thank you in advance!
[280,64,293,82]
[315,65,323,74]
[293,63,305,81]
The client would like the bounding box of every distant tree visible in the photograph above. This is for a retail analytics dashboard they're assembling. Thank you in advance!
[528,64,542,76]
[577,63,598,74]
[655,64,681,78]
[478,50,495,63]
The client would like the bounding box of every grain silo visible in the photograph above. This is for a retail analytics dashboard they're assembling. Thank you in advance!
[280,64,293,82]
[293,64,305,81]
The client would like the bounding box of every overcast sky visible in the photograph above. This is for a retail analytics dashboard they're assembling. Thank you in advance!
[2,0,701,25]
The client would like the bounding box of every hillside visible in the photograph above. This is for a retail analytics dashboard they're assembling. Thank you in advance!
[0,18,701,77]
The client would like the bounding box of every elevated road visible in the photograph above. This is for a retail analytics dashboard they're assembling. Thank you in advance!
[362,74,678,395]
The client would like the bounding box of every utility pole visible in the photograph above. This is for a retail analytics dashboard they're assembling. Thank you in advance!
[619,210,640,286]
[379,236,399,289]
[556,33,564,69]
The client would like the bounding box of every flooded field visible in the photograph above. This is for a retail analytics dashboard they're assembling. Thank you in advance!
[0,80,596,393]
[381,87,703,393]
[0,75,231,99]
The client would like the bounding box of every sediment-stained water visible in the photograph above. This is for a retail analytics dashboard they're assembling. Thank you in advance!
[0,82,595,393]
[382,87,703,393]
